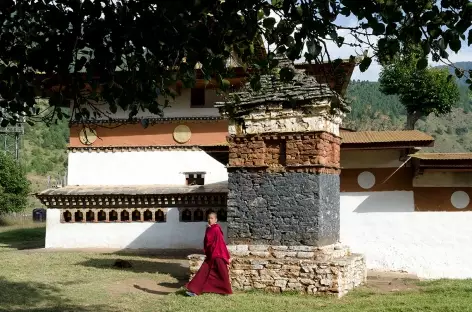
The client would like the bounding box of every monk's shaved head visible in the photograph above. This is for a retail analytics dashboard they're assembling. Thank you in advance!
[207,212,218,225]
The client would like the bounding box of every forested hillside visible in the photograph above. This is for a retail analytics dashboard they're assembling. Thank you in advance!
[344,80,472,152]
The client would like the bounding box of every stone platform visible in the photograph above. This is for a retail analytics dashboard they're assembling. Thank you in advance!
[188,244,366,297]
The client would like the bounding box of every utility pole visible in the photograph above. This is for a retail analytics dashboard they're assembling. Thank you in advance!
[0,109,24,163]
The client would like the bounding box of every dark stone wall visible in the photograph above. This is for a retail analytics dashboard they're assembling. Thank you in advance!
[227,171,340,246]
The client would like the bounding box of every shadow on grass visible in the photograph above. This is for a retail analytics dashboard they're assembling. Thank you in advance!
[133,282,187,296]
[0,226,45,250]
[78,258,189,280]
[0,277,113,312]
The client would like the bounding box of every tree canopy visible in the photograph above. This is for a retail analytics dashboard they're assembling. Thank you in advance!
[379,47,460,129]
[0,153,30,214]
[0,0,471,125]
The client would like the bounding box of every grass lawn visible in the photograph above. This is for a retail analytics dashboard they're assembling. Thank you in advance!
[1,225,472,312]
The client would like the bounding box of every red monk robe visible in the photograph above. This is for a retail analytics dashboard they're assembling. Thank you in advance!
[186,220,232,295]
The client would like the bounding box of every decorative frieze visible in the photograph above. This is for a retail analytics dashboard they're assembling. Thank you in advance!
[60,208,167,223]
[69,116,225,125]
[39,193,227,209]
[68,145,213,153]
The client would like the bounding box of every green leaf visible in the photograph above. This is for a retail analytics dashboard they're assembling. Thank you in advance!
[468,29,472,46]
[450,39,461,53]
[359,57,372,72]
[220,79,231,91]
[416,58,428,70]
[455,68,463,79]
[262,17,277,30]
[258,10,265,20]
[421,41,431,54]
[263,7,271,17]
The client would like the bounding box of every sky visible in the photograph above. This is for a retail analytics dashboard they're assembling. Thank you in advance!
[268,13,472,82]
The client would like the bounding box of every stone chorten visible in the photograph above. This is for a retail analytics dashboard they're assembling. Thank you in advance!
[189,57,366,297]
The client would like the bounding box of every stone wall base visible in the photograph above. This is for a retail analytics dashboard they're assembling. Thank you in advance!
[188,245,366,297]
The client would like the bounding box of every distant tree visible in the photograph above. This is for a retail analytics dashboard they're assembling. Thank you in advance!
[0,153,30,214]
[379,47,460,130]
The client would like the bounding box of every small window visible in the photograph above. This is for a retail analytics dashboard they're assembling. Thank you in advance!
[75,211,83,222]
[86,210,95,222]
[186,172,205,186]
[63,210,72,223]
[97,210,107,222]
[121,210,130,222]
[143,209,153,222]
[155,209,165,222]
[109,210,118,222]
[132,210,141,222]
[181,209,192,222]
[194,209,204,222]
[217,209,227,222]
[190,88,205,107]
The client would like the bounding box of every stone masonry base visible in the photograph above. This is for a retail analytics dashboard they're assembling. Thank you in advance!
[188,244,366,297]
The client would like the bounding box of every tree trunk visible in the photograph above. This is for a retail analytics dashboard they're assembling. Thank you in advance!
[405,111,422,130]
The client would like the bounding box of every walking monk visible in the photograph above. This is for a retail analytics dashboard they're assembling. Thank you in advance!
[186,212,232,296]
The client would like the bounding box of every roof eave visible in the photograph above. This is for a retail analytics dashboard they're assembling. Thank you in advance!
[341,141,434,150]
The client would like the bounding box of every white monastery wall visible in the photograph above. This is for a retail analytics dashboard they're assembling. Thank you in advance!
[78,89,222,120]
[67,150,228,186]
[45,209,227,249]
[340,191,472,279]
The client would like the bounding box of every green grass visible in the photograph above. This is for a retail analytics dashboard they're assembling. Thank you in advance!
[1,225,472,312]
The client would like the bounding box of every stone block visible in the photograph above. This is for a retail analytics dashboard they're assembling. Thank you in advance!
[297,252,315,259]
[271,246,288,251]
[231,251,251,257]
[250,251,271,258]
[189,251,366,297]
[300,279,315,285]
[273,251,297,259]
[227,245,249,252]
[248,245,270,252]
[266,264,282,269]
[289,246,315,252]
[265,286,281,293]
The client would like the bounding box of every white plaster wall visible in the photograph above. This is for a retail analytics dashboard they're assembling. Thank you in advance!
[76,89,222,119]
[46,208,227,249]
[341,191,472,279]
[67,150,228,186]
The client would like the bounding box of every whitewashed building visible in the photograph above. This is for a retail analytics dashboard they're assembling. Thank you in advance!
[36,61,472,279]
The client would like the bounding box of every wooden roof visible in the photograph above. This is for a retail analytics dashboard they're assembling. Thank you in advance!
[410,153,472,169]
[409,153,472,161]
[37,181,228,197]
[341,130,434,149]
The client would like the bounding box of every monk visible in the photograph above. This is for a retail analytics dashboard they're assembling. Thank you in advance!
[186,212,232,296]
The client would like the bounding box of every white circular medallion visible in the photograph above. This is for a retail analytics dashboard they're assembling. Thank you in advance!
[451,191,470,209]
[173,125,191,144]
[78,127,97,145]
[357,171,376,190]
